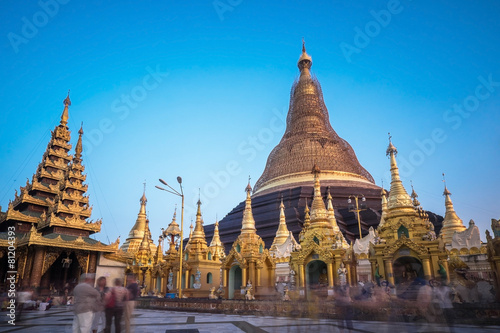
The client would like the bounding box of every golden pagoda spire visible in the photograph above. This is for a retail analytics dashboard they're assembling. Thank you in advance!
[139,218,151,252]
[60,90,71,126]
[440,174,466,244]
[139,184,147,215]
[326,188,340,232]
[385,134,415,216]
[241,178,257,234]
[303,198,311,229]
[209,219,225,259]
[191,195,207,245]
[209,219,223,247]
[271,197,290,248]
[155,236,163,263]
[121,185,155,253]
[309,164,328,224]
[74,123,83,160]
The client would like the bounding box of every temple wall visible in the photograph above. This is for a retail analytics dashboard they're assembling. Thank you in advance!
[95,253,127,287]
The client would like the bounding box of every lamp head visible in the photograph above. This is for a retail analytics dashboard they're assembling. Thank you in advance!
[177,176,182,184]
[159,179,168,186]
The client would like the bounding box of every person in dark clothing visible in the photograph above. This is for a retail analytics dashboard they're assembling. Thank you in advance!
[124,274,140,333]
[104,278,128,333]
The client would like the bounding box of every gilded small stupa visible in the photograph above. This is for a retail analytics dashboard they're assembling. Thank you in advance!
[439,176,466,245]
[221,181,275,299]
[208,219,225,259]
[121,186,157,254]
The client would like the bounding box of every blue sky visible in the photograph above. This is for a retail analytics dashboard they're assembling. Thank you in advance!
[1,0,499,244]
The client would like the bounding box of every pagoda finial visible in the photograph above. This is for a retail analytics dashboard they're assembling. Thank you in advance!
[191,191,207,243]
[327,187,340,232]
[385,136,414,214]
[271,196,290,248]
[442,173,451,195]
[60,90,71,126]
[298,39,312,72]
[386,132,397,156]
[139,184,147,214]
[74,122,84,159]
[310,164,327,223]
[245,176,252,194]
[304,197,311,228]
[410,180,420,207]
[241,179,256,234]
[440,176,466,244]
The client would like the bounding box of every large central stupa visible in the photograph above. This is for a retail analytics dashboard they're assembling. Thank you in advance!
[253,43,374,196]
[204,43,441,250]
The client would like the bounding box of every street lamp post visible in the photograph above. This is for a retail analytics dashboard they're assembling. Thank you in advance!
[156,177,184,299]
[348,195,367,239]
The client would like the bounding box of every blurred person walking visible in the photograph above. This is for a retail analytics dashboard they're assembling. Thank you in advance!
[335,285,354,333]
[124,274,140,333]
[73,273,101,333]
[434,277,455,332]
[92,276,108,333]
[104,278,128,333]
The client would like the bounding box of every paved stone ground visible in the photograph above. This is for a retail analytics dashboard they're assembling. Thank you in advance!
[1,307,500,332]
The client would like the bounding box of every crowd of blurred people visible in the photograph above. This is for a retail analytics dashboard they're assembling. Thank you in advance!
[71,273,140,333]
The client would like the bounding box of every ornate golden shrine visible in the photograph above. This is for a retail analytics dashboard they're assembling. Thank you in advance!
[221,182,275,299]
[367,139,448,290]
[290,165,355,298]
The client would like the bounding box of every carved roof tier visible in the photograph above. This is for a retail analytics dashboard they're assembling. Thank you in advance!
[38,168,65,181]
[48,148,72,161]
[5,207,39,223]
[53,201,92,217]
[39,212,101,233]
[12,191,50,208]
[53,126,71,142]
[49,137,72,151]
[61,191,89,204]
[16,227,115,252]
[43,157,69,170]
[68,170,86,182]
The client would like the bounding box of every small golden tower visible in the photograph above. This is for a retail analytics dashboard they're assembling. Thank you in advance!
[440,177,466,245]
[270,198,290,251]
[369,136,448,288]
[221,180,275,299]
[208,219,225,260]
[182,198,223,297]
[121,187,156,254]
